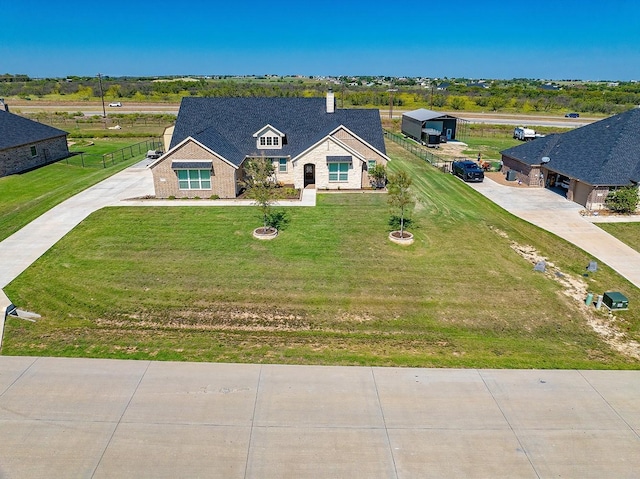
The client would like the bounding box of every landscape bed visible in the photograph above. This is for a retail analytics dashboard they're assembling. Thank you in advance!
[3,141,639,368]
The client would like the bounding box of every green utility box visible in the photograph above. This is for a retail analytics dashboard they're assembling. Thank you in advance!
[603,292,628,310]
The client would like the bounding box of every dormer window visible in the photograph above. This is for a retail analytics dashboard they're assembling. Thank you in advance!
[259,136,279,147]
[254,124,284,150]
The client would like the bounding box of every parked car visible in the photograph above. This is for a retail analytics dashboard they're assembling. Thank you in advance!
[565,112,579,118]
[108,102,122,107]
[146,149,163,159]
[452,160,484,182]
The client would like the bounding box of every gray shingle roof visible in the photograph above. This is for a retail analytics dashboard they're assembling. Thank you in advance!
[501,108,640,186]
[0,109,68,150]
[170,97,387,167]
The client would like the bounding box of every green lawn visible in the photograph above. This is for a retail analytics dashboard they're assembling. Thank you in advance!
[0,139,151,242]
[3,141,639,368]
[596,222,640,253]
[462,136,520,160]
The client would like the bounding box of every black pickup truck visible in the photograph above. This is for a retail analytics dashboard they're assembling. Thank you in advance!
[452,160,484,182]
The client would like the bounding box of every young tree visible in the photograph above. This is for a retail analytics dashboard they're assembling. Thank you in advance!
[387,170,414,237]
[369,164,387,189]
[240,157,276,231]
[605,185,639,214]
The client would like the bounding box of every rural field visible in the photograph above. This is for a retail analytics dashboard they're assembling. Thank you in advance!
[3,140,639,369]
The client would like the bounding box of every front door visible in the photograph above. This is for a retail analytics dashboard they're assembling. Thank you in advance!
[304,163,315,187]
[446,128,453,140]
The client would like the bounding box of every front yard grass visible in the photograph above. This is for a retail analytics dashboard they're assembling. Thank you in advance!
[0,139,150,242]
[3,141,639,368]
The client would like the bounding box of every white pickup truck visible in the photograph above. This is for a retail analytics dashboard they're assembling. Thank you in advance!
[513,126,536,141]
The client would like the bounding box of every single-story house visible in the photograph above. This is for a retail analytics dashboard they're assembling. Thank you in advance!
[500,107,640,209]
[149,92,390,198]
[401,109,463,145]
[0,105,70,178]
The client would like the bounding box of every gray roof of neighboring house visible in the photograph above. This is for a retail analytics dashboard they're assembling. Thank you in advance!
[0,109,68,151]
[501,108,640,186]
[169,97,387,167]
[402,108,458,122]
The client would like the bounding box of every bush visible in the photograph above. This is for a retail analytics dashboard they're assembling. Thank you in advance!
[605,185,639,213]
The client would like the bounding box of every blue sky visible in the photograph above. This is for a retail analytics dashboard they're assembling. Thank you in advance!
[2,0,639,80]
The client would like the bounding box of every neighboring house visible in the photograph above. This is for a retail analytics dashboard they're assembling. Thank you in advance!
[0,106,70,178]
[500,108,640,210]
[401,109,462,145]
[149,92,390,198]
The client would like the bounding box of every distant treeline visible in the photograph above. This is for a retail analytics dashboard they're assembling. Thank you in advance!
[2,75,639,115]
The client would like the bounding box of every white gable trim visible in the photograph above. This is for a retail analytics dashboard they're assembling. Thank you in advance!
[328,125,392,162]
[148,136,238,170]
[252,124,285,138]
[291,135,367,165]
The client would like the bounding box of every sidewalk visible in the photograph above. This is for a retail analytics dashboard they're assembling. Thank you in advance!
[1,356,639,478]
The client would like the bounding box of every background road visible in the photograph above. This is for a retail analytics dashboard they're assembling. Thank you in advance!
[9,101,596,127]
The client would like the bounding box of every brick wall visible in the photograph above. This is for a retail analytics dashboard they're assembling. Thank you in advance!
[501,156,543,186]
[0,136,69,177]
[151,139,238,198]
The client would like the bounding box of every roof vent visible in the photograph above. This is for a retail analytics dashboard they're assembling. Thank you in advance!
[541,156,550,163]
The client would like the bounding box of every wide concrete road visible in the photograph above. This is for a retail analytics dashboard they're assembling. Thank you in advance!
[468,179,640,289]
[1,356,639,478]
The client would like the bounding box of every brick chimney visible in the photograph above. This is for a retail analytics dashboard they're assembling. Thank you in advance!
[326,89,335,113]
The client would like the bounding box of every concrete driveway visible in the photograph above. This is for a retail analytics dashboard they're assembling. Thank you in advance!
[467,178,640,289]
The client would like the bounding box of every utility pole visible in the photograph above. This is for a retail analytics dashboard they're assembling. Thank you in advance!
[430,82,435,110]
[97,73,106,120]
[388,88,398,119]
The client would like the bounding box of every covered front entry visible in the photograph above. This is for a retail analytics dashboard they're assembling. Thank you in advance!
[304,163,315,187]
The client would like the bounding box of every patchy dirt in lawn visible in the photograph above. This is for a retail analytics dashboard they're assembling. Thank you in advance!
[490,226,640,360]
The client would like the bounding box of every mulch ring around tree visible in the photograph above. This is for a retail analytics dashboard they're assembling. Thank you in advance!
[253,227,278,240]
[389,230,414,245]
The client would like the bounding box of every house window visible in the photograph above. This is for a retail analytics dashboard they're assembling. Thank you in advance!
[260,135,280,148]
[30,146,37,157]
[259,135,280,148]
[177,169,211,190]
[367,160,376,170]
[329,163,349,182]
[278,158,287,172]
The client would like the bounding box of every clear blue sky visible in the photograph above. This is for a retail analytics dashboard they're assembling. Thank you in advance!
[2,0,639,80]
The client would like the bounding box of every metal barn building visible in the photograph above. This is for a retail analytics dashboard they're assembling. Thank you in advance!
[401,109,466,145]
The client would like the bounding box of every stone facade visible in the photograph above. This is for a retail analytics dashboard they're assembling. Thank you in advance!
[0,135,69,177]
[331,127,388,187]
[150,139,239,198]
[501,156,543,186]
[292,137,363,190]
